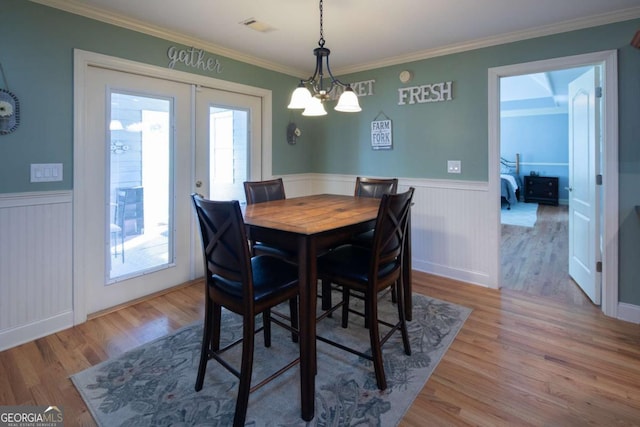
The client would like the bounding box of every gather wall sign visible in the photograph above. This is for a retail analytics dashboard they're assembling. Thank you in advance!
[167,46,223,73]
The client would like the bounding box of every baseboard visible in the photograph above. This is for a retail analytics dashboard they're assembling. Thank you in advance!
[412,260,490,288]
[616,302,640,324]
[0,311,74,352]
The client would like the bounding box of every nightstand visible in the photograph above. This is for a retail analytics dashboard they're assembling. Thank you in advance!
[524,176,558,205]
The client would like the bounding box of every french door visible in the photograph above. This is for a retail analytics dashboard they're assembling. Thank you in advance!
[75,54,266,317]
[194,86,262,202]
[81,67,193,314]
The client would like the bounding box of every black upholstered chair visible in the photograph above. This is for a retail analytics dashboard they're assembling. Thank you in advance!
[321,177,399,311]
[191,194,299,427]
[243,177,286,204]
[354,176,398,199]
[316,188,414,390]
[243,178,296,261]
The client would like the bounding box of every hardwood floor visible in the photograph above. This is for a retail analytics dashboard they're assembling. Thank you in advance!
[2,272,640,426]
[501,203,594,308]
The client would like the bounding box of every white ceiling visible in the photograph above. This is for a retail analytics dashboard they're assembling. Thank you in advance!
[35,0,640,77]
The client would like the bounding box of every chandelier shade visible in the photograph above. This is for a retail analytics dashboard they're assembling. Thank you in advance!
[302,96,327,116]
[288,0,361,115]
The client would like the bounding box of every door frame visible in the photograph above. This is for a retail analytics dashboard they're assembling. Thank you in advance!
[73,49,273,324]
[488,50,618,317]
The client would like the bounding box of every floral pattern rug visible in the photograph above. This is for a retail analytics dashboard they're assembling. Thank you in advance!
[71,292,471,426]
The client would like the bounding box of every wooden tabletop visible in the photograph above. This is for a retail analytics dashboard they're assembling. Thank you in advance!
[243,194,380,235]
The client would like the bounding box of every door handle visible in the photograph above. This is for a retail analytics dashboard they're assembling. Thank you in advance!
[195,180,202,188]
[565,186,572,192]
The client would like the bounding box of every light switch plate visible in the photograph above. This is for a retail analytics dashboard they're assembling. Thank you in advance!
[447,160,461,174]
[31,163,63,182]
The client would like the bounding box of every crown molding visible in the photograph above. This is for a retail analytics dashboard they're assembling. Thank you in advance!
[29,0,304,77]
[30,1,640,77]
[335,7,640,75]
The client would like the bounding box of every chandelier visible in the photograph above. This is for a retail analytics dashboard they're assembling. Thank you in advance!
[287,0,362,116]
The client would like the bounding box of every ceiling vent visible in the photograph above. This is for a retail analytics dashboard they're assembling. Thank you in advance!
[240,18,276,33]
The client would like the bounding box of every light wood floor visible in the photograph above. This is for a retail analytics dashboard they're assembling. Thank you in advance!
[2,272,640,426]
[501,203,594,308]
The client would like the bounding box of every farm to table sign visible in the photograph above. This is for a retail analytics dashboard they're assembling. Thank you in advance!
[371,119,392,150]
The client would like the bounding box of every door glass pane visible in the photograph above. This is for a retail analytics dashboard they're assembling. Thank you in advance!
[208,106,249,201]
[108,92,173,281]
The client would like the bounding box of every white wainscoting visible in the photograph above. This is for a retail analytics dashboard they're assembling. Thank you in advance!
[0,191,74,351]
[282,174,498,287]
[1,175,634,351]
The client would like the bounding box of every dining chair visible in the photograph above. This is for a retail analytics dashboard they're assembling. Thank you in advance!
[316,187,414,390]
[243,178,296,261]
[321,177,398,311]
[354,176,398,199]
[191,194,300,427]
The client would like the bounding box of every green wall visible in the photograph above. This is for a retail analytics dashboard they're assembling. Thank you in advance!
[2,0,639,307]
[0,0,310,193]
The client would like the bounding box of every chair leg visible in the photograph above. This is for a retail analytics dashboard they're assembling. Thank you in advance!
[289,297,299,343]
[321,279,332,311]
[234,315,255,427]
[212,303,222,351]
[395,281,411,355]
[367,291,386,390]
[341,287,350,328]
[263,309,271,348]
[195,300,215,392]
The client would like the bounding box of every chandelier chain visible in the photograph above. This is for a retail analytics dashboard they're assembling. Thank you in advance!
[318,0,325,47]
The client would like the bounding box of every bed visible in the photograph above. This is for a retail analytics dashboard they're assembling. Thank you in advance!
[500,153,522,210]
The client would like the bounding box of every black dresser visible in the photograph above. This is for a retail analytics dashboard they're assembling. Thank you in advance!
[524,176,558,205]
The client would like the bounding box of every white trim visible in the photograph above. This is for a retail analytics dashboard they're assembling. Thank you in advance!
[73,49,272,324]
[31,0,294,76]
[333,8,640,74]
[617,303,640,324]
[0,190,72,208]
[488,50,619,317]
[0,311,74,352]
[31,0,640,76]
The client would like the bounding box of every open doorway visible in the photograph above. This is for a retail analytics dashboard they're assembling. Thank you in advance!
[499,66,594,307]
[488,50,619,318]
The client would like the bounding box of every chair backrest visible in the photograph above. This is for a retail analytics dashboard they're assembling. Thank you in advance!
[191,194,253,299]
[371,187,414,275]
[354,177,398,199]
[243,178,286,205]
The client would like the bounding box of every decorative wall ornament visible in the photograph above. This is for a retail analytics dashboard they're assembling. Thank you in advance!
[371,111,392,150]
[167,46,223,73]
[0,64,19,135]
[397,81,453,105]
[286,122,301,145]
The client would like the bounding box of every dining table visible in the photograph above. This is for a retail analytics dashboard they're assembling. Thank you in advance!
[243,193,412,421]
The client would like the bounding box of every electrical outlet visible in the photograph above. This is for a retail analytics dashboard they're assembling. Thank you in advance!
[447,160,461,174]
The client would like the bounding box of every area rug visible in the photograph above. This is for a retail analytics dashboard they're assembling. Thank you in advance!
[501,202,538,227]
[71,292,471,426]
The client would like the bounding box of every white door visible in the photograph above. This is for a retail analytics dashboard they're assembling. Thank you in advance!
[568,67,601,304]
[194,87,262,201]
[80,66,193,314]
[192,87,263,277]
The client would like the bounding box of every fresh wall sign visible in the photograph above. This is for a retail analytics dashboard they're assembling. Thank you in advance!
[398,81,453,105]
[167,46,223,73]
